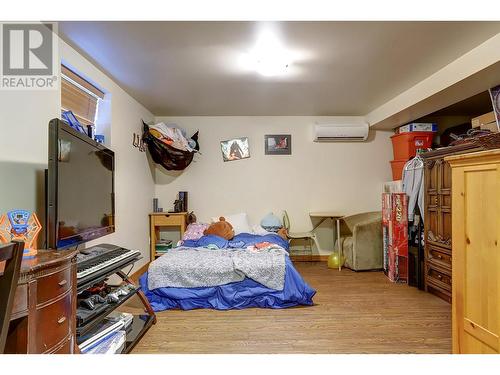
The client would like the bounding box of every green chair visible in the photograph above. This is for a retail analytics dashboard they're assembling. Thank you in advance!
[335,212,383,271]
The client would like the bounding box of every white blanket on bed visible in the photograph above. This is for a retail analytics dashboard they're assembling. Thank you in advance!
[147,247,286,291]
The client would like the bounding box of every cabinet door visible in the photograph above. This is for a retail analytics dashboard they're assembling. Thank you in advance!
[437,160,452,248]
[452,162,500,354]
[440,160,452,209]
[425,159,446,247]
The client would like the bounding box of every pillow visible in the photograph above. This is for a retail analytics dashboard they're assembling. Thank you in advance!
[260,212,283,232]
[212,212,251,235]
[182,222,209,241]
[252,224,274,236]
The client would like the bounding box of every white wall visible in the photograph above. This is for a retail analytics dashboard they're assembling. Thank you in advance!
[154,116,392,254]
[60,41,156,271]
[0,53,61,233]
[0,33,155,272]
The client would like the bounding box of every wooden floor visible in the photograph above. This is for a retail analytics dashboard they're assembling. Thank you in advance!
[128,262,451,354]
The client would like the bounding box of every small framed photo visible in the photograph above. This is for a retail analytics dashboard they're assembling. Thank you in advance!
[265,134,292,155]
[220,137,250,162]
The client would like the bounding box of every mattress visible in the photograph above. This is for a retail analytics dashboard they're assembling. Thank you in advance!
[140,233,316,311]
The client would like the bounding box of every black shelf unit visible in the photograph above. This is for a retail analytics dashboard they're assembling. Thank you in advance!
[121,314,156,354]
[76,259,156,354]
[76,285,140,336]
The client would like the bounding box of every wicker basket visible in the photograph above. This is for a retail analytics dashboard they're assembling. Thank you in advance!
[471,132,500,150]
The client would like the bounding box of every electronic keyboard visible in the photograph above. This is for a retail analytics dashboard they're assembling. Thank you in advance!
[77,245,141,280]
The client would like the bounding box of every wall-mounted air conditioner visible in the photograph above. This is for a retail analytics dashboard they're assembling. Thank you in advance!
[313,122,369,142]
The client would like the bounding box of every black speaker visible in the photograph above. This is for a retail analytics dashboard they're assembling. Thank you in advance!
[179,191,188,212]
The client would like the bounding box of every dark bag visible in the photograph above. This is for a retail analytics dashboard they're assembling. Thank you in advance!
[142,120,199,171]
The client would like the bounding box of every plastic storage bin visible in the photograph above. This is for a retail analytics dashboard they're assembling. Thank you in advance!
[391,132,434,160]
[390,159,407,181]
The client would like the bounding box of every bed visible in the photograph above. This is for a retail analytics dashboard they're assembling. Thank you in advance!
[139,233,316,311]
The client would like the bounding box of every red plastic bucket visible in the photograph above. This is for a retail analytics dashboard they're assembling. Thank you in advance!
[390,159,407,181]
[391,132,434,160]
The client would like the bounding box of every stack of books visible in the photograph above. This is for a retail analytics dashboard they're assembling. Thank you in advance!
[155,239,173,255]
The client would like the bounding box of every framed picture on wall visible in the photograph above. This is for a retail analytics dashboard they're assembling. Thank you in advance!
[265,134,292,155]
[220,137,250,162]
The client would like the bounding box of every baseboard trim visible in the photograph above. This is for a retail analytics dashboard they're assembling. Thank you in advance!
[290,255,329,262]
[129,262,150,283]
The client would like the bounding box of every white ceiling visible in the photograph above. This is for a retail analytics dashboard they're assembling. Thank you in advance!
[58,21,500,116]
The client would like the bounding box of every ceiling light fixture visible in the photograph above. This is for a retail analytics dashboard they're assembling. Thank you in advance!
[241,29,292,77]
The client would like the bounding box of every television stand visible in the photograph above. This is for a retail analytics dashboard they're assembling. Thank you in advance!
[76,245,156,354]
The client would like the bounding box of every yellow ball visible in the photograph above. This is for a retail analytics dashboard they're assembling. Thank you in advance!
[327,253,344,269]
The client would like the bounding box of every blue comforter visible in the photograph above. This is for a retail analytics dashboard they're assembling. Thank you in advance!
[140,233,316,311]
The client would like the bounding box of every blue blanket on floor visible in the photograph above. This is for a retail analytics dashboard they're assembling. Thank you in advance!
[140,233,316,311]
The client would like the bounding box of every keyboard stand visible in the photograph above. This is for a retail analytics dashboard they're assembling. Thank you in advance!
[77,254,141,293]
[76,249,156,354]
[115,270,156,353]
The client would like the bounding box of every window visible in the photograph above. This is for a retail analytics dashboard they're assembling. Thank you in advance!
[61,65,105,126]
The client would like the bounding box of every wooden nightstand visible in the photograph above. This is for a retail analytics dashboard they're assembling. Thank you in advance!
[149,212,187,260]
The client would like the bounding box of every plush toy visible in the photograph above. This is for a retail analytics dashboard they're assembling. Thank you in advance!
[277,227,288,241]
[260,212,283,232]
[203,217,235,240]
[186,211,197,225]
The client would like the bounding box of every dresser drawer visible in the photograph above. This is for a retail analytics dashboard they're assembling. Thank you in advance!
[426,264,451,292]
[427,283,452,303]
[49,336,72,354]
[36,265,72,305]
[427,245,451,269]
[152,214,184,227]
[428,266,451,288]
[35,292,72,352]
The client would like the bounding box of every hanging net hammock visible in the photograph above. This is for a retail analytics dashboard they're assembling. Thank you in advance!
[142,120,199,171]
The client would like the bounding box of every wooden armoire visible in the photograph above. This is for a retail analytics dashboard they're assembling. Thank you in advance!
[447,149,500,354]
[422,143,483,303]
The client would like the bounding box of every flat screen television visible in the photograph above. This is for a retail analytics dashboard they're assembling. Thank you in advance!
[47,118,115,249]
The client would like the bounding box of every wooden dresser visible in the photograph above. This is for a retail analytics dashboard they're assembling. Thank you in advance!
[5,249,78,354]
[447,149,500,354]
[422,144,482,303]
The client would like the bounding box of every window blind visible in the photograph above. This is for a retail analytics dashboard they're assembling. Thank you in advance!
[61,65,105,126]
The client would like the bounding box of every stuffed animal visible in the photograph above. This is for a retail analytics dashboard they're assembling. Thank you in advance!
[277,227,288,241]
[260,212,283,232]
[186,211,197,225]
[203,217,235,240]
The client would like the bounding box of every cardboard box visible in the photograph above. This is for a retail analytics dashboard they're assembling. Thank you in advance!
[481,121,499,133]
[383,180,403,193]
[381,192,409,282]
[397,123,437,133]
[387,246,408,283]
[382,193,392,225]
[471,111,496,128]
[382,193,392,274]
[390,193,408,258]
[389,193,409,282]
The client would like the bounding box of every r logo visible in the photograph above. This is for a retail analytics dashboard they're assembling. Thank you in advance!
[2,23,53,76]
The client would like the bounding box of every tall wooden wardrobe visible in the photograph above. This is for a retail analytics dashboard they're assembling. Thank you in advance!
[422,144,482,303]
[447,149,500,354]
